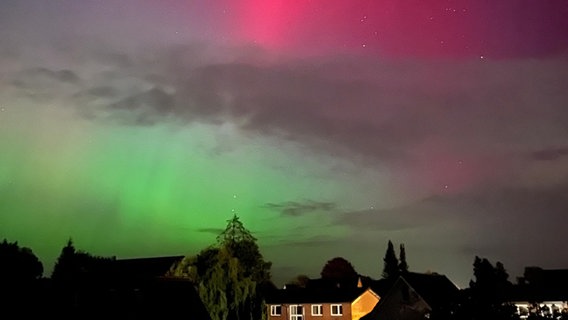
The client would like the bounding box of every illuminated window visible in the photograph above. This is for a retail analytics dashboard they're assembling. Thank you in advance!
[331,304,343,316]
[270,305,281,316]
[311,304,323,316]
[290,305,304,320]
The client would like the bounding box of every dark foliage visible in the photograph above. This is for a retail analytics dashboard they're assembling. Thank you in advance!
[320,257,358,282]
[0,238,43,283]
[398,244,409,273]
[51,238,114,288]
[170,215,272,320]
[451,256,517,320]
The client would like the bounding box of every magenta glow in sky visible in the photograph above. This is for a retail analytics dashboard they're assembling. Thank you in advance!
[0,0,567,287]
[234,0,568,58]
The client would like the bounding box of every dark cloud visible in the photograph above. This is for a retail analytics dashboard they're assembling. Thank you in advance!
[60,49,566,170]
[6,66,82,102]
[264,200,337,217]
[531,146,568,161]
[268,234,341,248]
[10,44,555,199]
[86,86,119,99]
[195,228,224,236]
[111,88,174,112]
[23,67,81,84]
[7,44,567,196]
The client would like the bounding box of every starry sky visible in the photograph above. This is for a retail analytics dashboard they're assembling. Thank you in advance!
[1,0,567,287]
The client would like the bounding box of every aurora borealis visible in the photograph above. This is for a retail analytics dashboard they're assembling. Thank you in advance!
[1,0,567,287]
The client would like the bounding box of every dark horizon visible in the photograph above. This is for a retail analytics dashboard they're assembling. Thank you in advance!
[0,233,558,291]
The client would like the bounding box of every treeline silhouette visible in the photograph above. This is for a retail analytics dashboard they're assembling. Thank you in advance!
[1,235,567,319]
[0,238,210,319]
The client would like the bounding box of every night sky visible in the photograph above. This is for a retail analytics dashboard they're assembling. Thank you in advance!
[1,0,567,287]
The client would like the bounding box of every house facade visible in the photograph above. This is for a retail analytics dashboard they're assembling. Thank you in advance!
[509,267,568,318]
[266,287,379,320]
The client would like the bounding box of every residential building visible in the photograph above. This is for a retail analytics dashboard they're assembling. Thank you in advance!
[266,285,380,320]
[509,267,568,318]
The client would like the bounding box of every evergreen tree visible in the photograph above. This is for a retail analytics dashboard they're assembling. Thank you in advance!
[382,240,399,279]
[217,214,256,245]
[51,238,77,284]
[398,244,409,273]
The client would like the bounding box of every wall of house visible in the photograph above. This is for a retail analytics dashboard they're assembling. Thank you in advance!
[267,304,286,320]
[513,301,567,319]
[267,303,352,320]
[351,290,380,320]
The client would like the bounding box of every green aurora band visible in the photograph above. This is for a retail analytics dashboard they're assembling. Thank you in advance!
[1,102,385,279]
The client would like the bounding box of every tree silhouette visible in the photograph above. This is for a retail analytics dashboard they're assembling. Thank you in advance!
[321,257,358,283]
[454,256,516,320]
[0,239,43,283]
[382,240,399,279]
[398,243,409,273]
[169,215,272,320]
[217,214,256,245]
[51,238,114,287]
[51,238,77,284]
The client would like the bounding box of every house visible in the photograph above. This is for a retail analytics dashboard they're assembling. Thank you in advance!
[362,272,460,320]
[265,284,380,320]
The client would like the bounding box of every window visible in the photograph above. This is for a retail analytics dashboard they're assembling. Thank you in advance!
[270,305,282,316]
[331,304,343,316]
[311,304,323,316]
[289,305,304,320]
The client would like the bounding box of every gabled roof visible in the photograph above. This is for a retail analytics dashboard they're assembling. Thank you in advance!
[399,272,460,308]
[265,286,374,304]
[362,277,430,320]
[362,272,460,320]
[370,272,459,308]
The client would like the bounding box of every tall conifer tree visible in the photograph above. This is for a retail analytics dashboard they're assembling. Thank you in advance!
[398,243,409,273]
[382,240,399,279]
